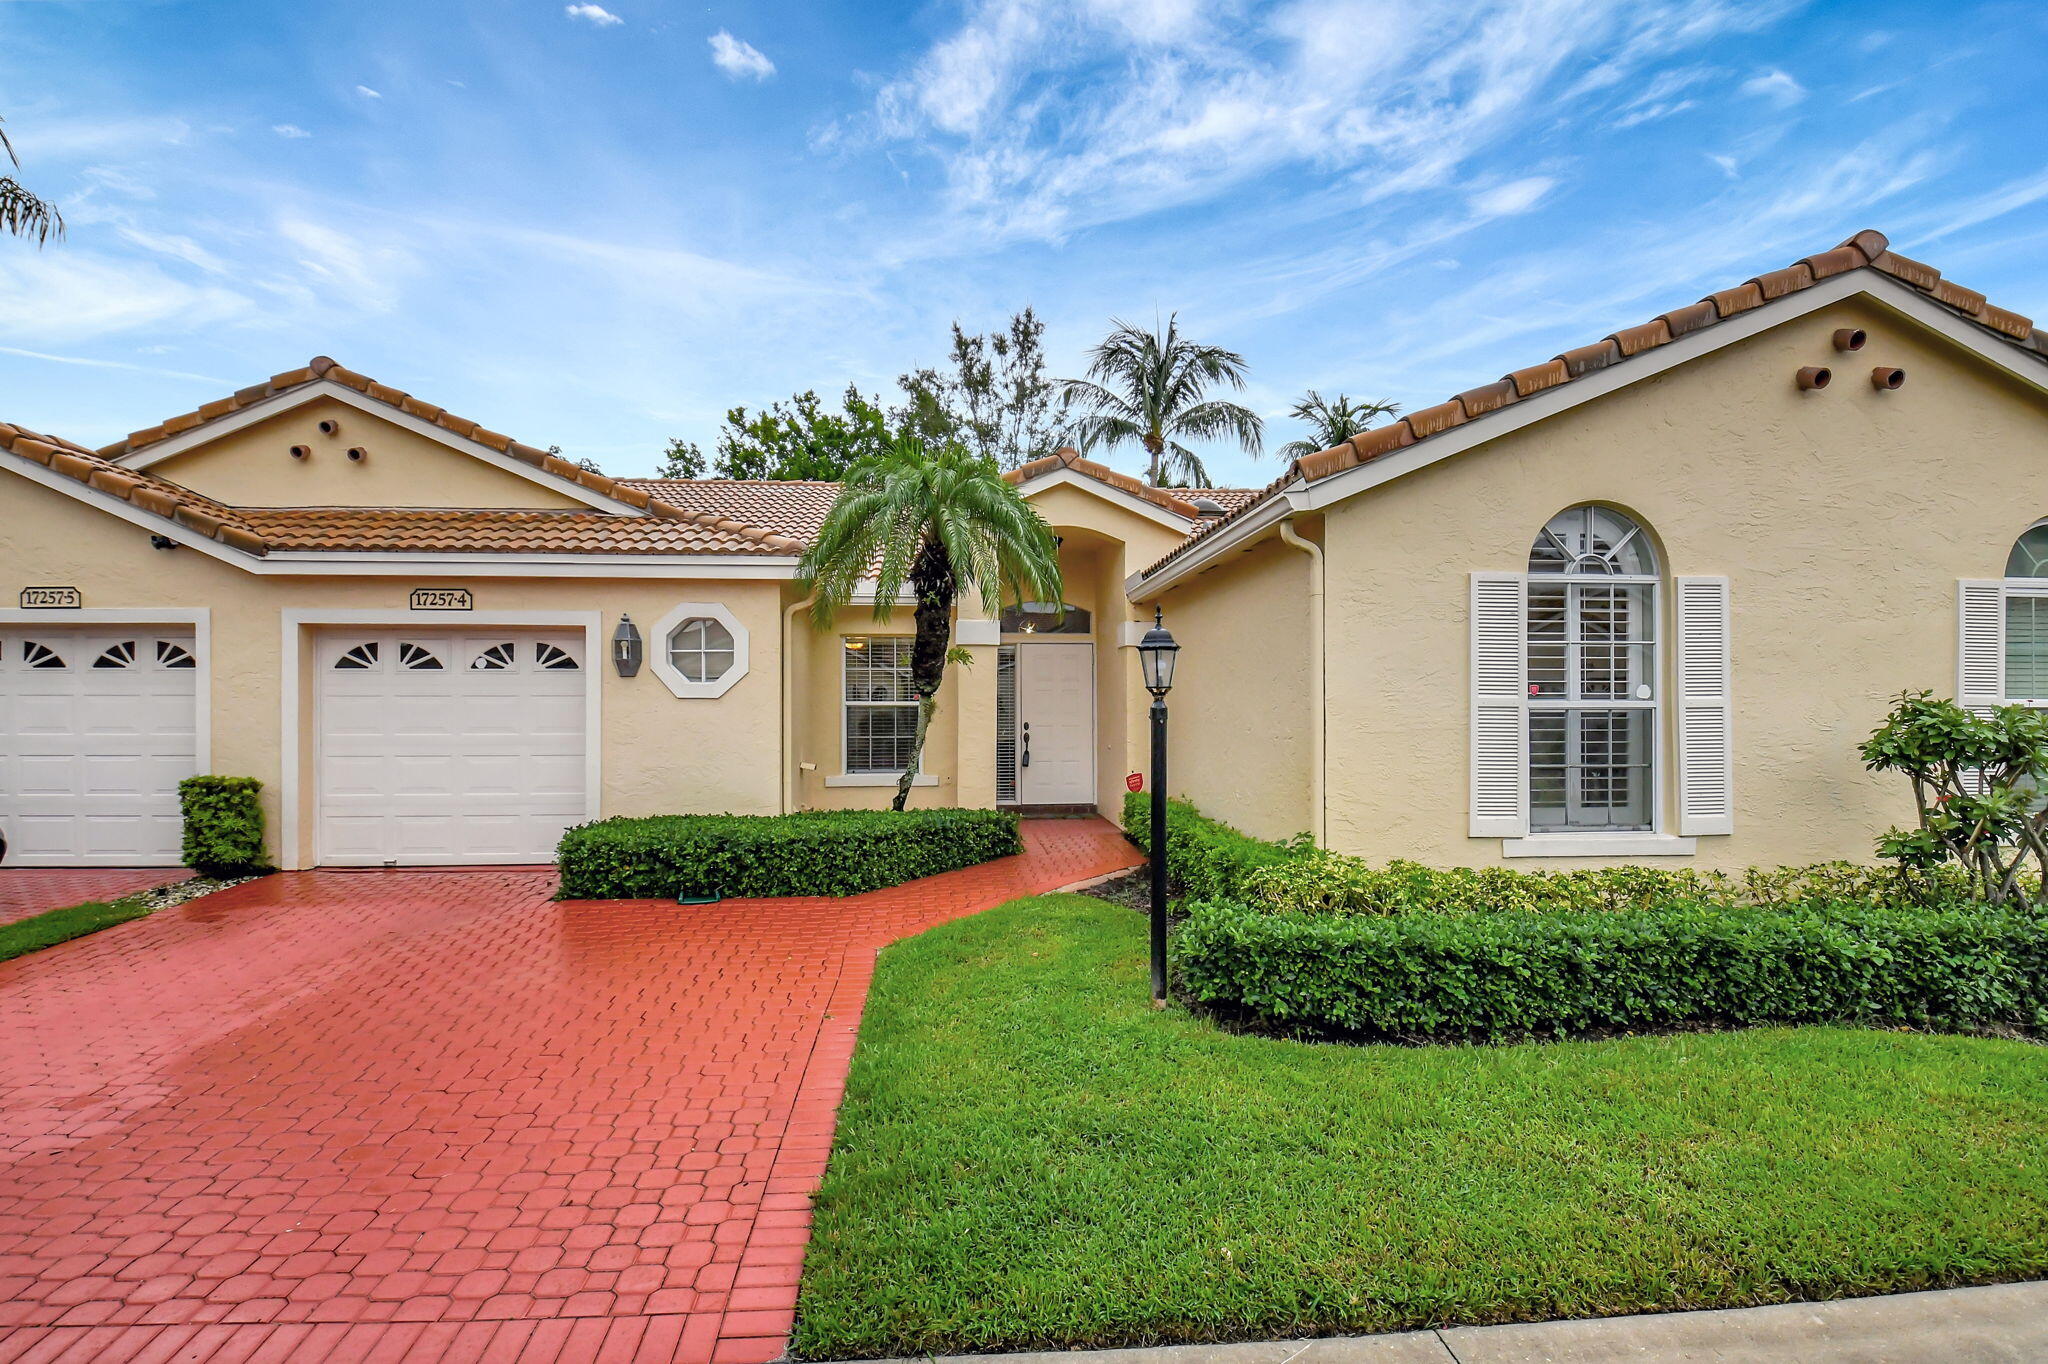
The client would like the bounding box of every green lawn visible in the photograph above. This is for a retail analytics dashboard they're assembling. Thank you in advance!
[0,896,155,963]
[794,893,2048,1359]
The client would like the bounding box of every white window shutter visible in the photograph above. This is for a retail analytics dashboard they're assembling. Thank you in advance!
[1470,573,1528,837]
[1958,580,2006,795]
[1958,580,2005,712]
[1675,576,1734,836]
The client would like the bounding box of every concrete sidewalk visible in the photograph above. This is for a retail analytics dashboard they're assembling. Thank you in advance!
[873,1280,2048,1364]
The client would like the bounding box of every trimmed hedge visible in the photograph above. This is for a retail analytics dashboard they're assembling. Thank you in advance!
[178,775,270,878]
[1243,851,1978,917]
[556,808,1022,900]
[1175,897,2048,1043]
[1119,792,1306,901]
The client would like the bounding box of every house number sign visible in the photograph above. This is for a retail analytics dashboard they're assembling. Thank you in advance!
[409,588,473,611]
[20,586,82,609]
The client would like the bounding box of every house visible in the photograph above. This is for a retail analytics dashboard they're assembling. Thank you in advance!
[2,229,2044,872]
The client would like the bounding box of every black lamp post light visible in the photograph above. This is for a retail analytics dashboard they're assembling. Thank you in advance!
[1137,606,1180,1006]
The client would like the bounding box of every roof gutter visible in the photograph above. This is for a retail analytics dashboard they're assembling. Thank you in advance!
[1277,518,1326,848]
[783,591,816,813]
[1124,483,1307,600]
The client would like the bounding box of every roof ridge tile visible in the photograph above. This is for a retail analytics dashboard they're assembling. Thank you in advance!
[1139,228,2046,582]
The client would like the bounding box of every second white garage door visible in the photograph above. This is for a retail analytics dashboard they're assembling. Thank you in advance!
[315,630,589,865]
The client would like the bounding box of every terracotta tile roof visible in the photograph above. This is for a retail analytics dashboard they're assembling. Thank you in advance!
[1194,487,1263,512]
[1140,229,2047,581]
[2,420,804,558]
[622,479,846,545]
[1006,448,1203,519]
[232,507,801,556]
[95,355,713,524]
[0,420,272,555]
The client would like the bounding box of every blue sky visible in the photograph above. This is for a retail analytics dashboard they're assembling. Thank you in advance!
[2,0,2044,487]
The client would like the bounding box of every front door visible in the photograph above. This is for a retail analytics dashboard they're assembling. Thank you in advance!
[1018,643,1094,805]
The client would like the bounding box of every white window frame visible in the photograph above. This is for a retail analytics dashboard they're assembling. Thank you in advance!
[834,634,934,785]
[1525,571,1663,837]
[648,601,748,699]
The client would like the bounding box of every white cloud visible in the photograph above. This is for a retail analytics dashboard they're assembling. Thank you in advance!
[840,0,1800,247]
[0,252,251,346]
[116,227,230,275]
[355,85,382,99]
[272,123,311,139]
[1469,176,1557,218]
[565,4,623,26]
[0,346,226,386]
[1738,67,1805,107]
[1707,152,1740,179]
[708,31,776,81]
[275,217,418,312]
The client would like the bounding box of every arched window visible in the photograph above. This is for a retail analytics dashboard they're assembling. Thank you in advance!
[2002,524,2048,702]
[1524,506,1658,832]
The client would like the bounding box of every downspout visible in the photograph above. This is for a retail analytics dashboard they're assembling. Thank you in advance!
[782,593,816,814]
[1277,520,1326,847]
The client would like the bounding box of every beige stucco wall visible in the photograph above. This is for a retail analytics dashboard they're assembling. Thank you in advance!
[1312,291,2048,869]
[144,395,589,508]
[1,472,785,868]
[1151,533,1316,842]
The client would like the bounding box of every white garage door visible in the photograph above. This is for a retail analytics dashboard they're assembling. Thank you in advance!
[0,627,200,866]
[315,631,589,865]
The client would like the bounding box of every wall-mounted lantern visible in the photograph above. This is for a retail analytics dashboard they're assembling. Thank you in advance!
[613,614,644,677]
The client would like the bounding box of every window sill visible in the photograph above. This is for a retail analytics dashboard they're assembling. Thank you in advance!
[823,773,938,788]
[1502,833,1697,859]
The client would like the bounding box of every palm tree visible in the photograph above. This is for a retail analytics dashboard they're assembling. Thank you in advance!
[800,436,1062,811]
[1,117,64,245]
[1060,315,1262,487]
[1277,391,1402,460]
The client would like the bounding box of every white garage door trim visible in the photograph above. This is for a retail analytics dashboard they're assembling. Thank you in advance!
[281,610,602,869]
[0,608,211,867]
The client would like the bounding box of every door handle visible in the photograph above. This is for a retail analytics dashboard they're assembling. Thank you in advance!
[1021,722,1031,768]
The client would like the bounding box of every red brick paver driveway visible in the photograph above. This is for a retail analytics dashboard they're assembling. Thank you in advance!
[0,869,192,928]
[0,819,1138,1364]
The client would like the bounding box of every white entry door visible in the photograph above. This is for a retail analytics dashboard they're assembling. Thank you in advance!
[0,627,200,866]
[315,631,588,865]
[1018,642,1094,805]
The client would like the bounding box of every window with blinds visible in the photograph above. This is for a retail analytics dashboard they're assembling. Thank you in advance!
[843,637,920,773]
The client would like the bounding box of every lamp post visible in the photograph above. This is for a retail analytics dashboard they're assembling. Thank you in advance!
[1137,606,1180,1007]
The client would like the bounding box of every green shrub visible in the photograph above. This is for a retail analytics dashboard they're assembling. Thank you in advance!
[556,807,1022,900]
[1245,853,1978,917]
[1175,897,2048,1043]
[177,776,270,878]
[1120,792,1306,901]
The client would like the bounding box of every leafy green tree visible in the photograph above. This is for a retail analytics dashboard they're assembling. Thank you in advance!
[656,438,707,479]
[1860,690,2048,907]
[898,307,1062,470]
[713,386,893,480]
[800,439,1062,811]
[1277,391,1402,460]
[1059,314,1262,487]
[1,116,63,245]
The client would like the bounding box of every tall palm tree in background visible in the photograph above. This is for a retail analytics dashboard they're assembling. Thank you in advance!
[1,117,64,245]
[801,437,1062,811]
[1060,315,1263,487]
[1277,391,1402,460]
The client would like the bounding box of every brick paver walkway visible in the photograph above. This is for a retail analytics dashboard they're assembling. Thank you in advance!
[0,869,192,928]
[0,819,1139,1364]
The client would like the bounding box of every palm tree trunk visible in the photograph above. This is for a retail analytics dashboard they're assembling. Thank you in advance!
[895,536,956,812]
[1143,432,1164,486]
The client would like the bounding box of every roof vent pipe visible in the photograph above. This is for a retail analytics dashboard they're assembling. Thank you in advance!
[1833,328,1867,351]
[1871,367,1906,391]
[1795,367,1831,391]
[1191,496,1228,519]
